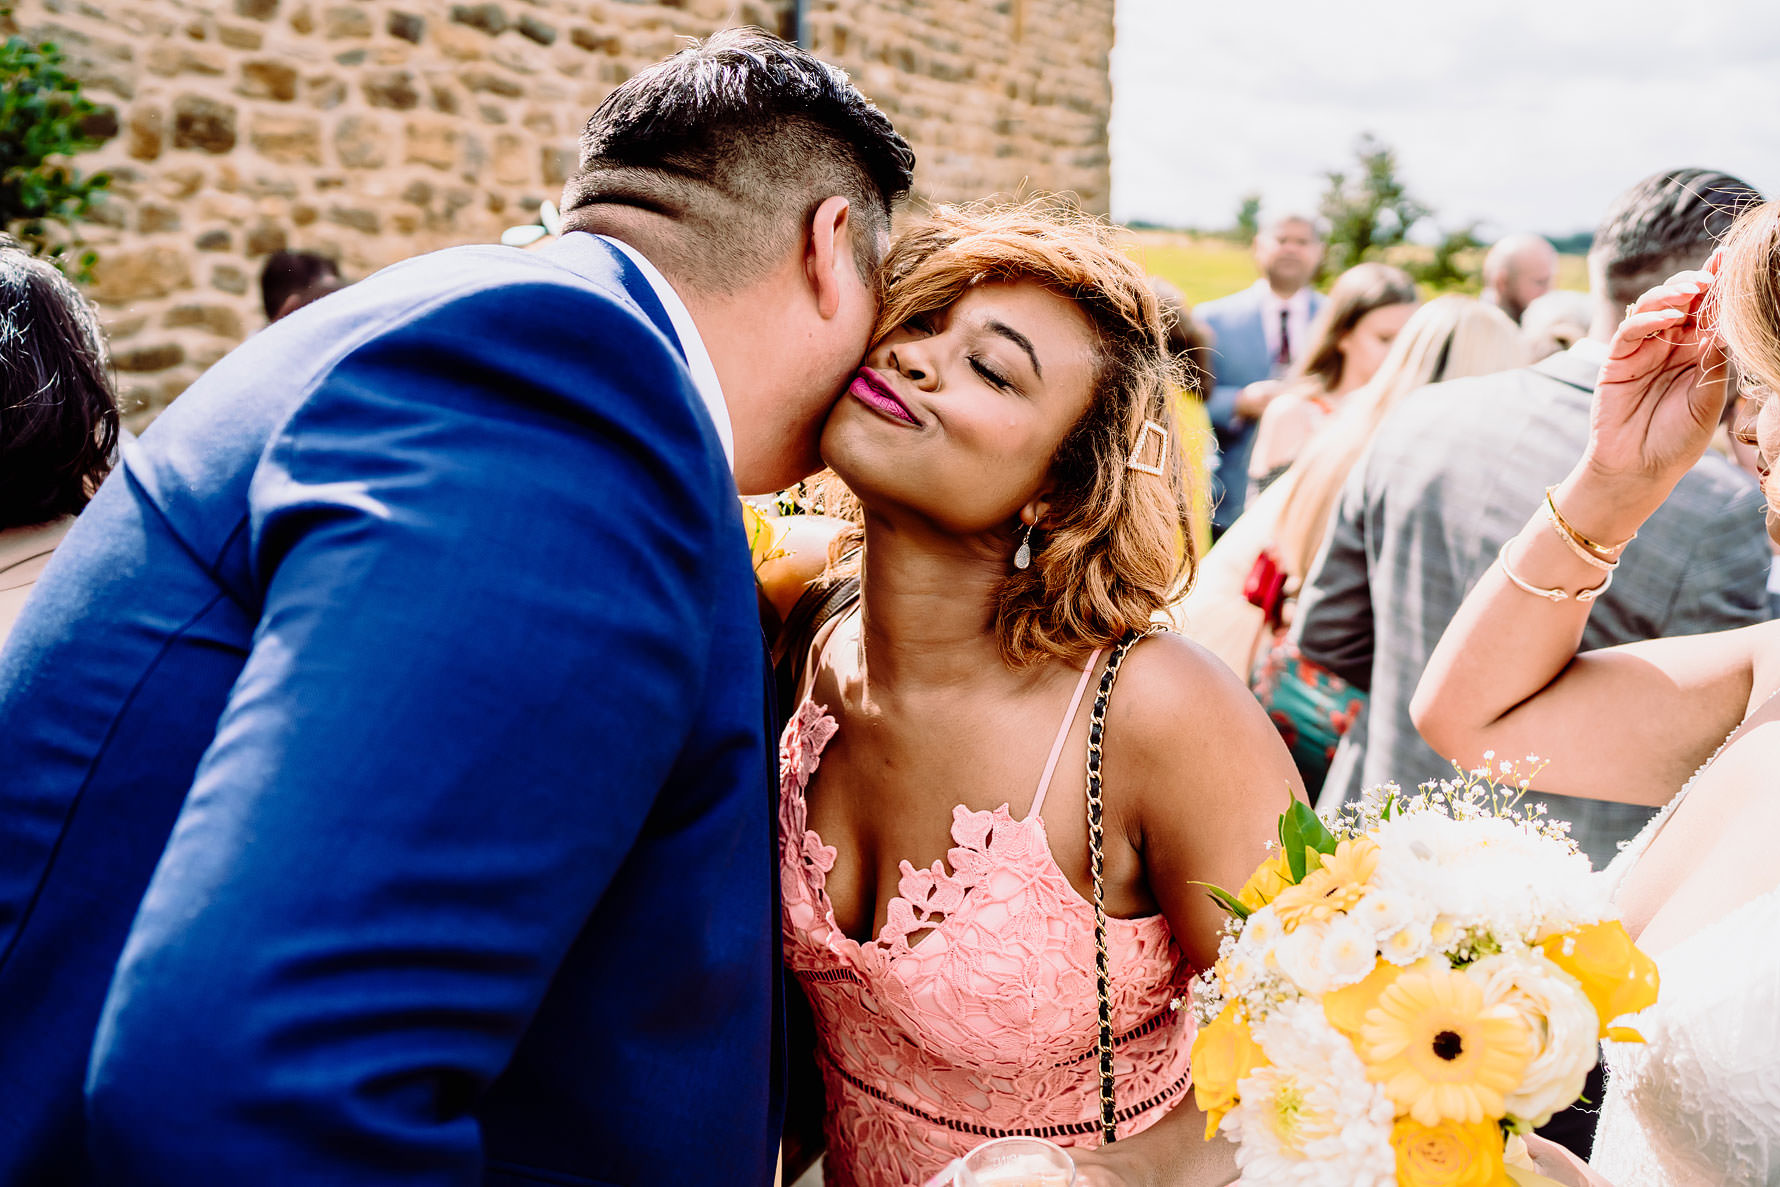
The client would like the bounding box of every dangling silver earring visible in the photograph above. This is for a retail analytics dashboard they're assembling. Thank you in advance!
[1013,522,1035,571]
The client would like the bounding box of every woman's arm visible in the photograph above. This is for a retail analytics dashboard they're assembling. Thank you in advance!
[754,513,852,622]
[1411,268,1769,805]
[1070,633,1304,1187]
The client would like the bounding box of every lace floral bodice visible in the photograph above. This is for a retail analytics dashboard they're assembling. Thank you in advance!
[779,699,1196,1187]
[1591,711,1780,1185]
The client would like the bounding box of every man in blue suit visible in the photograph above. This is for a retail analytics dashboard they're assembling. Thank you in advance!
[1198,214,1325,534]
[0,30,912,1187]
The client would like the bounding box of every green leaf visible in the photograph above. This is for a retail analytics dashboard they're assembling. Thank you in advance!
[1288,801,1338,856]
[1187,881,1252,920]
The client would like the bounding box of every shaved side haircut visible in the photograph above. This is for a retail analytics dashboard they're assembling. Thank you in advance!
[1592,169,1763,307]
[561,28,915,292]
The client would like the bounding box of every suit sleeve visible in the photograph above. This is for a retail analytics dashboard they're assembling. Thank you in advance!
[84,283,733,1184]
[1660,480,1773,634]
[1290,450,1378,691]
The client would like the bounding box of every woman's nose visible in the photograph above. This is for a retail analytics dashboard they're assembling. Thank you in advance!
[889,344,941,391]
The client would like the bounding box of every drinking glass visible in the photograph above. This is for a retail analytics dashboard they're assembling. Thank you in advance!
[954,1136,1076,1187]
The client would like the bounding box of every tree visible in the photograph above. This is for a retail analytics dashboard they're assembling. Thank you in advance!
[0,6,111,278]
[1317,133,1429,275]
[1231,191,1262,244]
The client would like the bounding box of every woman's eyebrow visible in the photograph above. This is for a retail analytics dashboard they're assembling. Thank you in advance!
[982,319,1042,379]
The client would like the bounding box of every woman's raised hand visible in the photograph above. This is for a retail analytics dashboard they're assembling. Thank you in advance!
[1582,264,1729,503]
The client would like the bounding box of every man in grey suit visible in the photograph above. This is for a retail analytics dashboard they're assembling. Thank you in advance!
[1200,214,1326,534]
[1292,168,1770,870]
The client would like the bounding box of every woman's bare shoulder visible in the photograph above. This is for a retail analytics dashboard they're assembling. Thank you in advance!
[755,513,853,621]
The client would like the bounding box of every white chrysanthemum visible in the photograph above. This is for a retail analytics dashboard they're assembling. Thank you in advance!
[1351,885,1413,938]
[1468,951,1600,1127]
[1239,904,1285,962]
[1228,1000,1396,1187]
[1274,918,1333,995]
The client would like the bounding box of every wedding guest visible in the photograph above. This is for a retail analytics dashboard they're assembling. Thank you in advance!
[1521,289,1594,361]
[1481,232,1559,324]
[1245,262,1418,497]
[1292,169,1770,871]
[767,202,1300,1187]
[259,248,345,322]
[0,241,119,643]
[1200,214,1325,535]
[1171,296,1524,789]
[0,30,913,1187]
[1413,200,1780,1187]
[1149,277,1216,556]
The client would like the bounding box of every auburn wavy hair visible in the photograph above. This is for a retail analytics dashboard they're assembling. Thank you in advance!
[827,200,1195,669]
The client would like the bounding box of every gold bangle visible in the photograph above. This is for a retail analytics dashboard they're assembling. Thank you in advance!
[1544,487,1636,558]
[1497,540,1614,603]
[1542,499,1618,571]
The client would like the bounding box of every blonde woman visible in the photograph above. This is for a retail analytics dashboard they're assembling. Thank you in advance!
[1244,261,1419,498]
[764,203,1299,1187]
[1170,296,1526,784]
[1413,203,1780,1185]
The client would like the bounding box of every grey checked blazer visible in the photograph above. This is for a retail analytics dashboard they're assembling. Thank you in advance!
[1291,340,1772,867]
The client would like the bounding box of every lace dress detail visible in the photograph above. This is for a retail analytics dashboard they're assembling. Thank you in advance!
[1591,698,1780,1185]
[779,687,1196,1187]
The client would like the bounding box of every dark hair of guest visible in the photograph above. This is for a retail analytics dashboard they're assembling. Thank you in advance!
[0,241,119,530]
[260,249,342,321]
[1593,169,1764,307]
[560,27,915,290]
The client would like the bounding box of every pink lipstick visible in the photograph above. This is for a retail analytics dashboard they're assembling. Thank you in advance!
[848,368,919,425]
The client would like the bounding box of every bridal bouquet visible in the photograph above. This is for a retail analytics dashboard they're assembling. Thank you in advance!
[1188,760,1659,1186]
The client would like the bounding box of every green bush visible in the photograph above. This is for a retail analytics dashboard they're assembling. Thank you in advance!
[0,6,111,279]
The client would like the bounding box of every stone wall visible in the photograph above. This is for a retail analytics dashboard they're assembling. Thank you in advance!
[6,0,1114,426]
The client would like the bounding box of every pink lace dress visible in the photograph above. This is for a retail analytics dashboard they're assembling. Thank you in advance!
[779,651,1197,1187]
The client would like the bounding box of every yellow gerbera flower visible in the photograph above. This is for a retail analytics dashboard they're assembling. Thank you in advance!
[1324,955,1446,1040]
[1358,968,1534,1126]
[1237,851,1294,912]
[1271,836,1380,931]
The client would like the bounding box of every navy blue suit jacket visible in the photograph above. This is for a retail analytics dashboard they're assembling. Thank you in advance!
[0,233,783,1186]
[1198,284,1324,531]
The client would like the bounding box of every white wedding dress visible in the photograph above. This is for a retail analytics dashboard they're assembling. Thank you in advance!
[1590,728,1780,1185]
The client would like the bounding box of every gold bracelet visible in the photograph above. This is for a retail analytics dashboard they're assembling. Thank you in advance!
[1542,499,1618,571]
[1497,540,1614,603]
[1544,487,1636,559]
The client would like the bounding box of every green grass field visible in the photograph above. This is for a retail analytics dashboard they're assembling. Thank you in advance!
[1124,229,1590,308]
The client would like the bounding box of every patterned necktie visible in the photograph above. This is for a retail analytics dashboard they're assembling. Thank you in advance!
[1276,306,1292,367]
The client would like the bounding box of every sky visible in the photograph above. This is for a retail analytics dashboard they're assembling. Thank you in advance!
[1109,0,1780,239]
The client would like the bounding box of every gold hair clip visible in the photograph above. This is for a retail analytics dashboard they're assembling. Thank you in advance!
[1126,419,1167,476]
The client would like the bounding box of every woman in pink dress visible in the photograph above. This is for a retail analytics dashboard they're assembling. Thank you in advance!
[769,203,1302,1186]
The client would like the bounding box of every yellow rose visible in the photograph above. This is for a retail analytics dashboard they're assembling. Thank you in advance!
[1190,1009,1268,1139]
[1236,852,1294,912]
[1540,921,1660,1038]
[1392,1117,1513,1187]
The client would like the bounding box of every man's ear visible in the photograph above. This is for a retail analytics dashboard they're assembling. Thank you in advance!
[805,194,854,321]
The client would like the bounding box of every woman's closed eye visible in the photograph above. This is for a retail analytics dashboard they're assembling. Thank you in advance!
[970,355,1015,390]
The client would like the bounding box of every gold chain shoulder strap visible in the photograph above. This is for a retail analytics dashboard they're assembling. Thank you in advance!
[1085,628,1155,1145]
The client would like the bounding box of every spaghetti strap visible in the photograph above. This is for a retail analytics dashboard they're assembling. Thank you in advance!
[1026,648,1104,821]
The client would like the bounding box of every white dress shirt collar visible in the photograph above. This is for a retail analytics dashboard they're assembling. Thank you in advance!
[599,235,734,472]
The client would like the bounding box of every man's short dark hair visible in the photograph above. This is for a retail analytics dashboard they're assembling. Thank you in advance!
[1594,169,1764,307]
[260,249,342,321]
[0,241,119,530]
[560,28,915,290]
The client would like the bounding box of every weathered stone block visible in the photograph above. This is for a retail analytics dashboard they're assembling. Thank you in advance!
[404,119,460,170]
[291,202,319,226]
[477,103,506,124]
[137,202,182,233]
[218,21,263,49]
[387,10,424,43]
[172,95,237,153]
[249,113,322,164]
[541,145,576,187]
[165,303,245,337]
[327,205,381,233]
[158,165,204,199]
[492,132,528,186]
[81,104,120,142]
[450,4,507,36]
[234,0,278,20]
[516,13,555,44]
[149,42,227,77]
[238,59,299,101]
[288,4,313,34]
[461,68,522,97]
[212,263,249,295]
[334,114,389,167]
[306,74,347,109]
[245,222,288,255]
[334,48,367,66]
[89,245,193,303]
[322,5,369,38]
[568,27,618,54]
[114,342,188,373]
[363,69,420,109]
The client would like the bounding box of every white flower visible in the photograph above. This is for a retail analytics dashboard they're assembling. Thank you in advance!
[1240,904,1285,961]
[1229,1000,1396,1187]
[1352,886,1413,938]
[1467,951,1600,1128]
[1274,919,1334,995]
[1379,912,1433,965]
[1319,913,1377,989]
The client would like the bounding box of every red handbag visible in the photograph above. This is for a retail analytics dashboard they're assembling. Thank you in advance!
[1242,548,1289,626]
